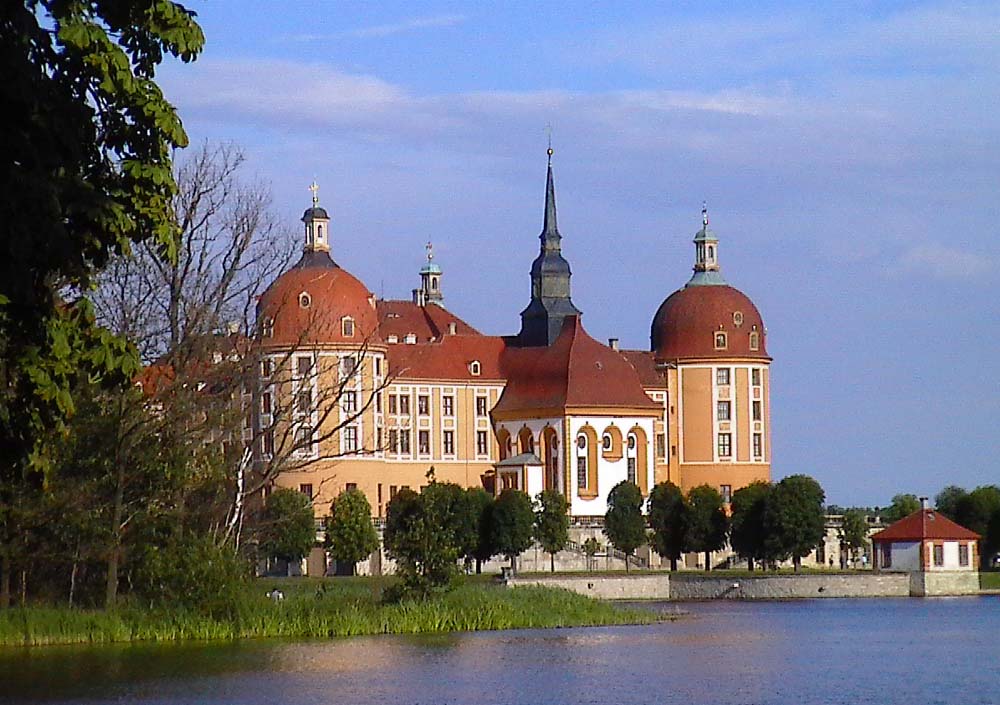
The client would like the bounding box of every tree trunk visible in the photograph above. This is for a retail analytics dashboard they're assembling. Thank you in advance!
[669,557,677,572]
[705,550,711,572]
[793,555,801,573]
[69,558,79,608]
[475,558,482,574]
[19,569,27,607]
[748,557,755,572]
[550,552,555,573]
[106,461,126,607]
[0,554,10,609]
[624,554,630,573]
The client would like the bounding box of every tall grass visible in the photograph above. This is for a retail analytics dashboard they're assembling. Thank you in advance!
[0,579,655,647]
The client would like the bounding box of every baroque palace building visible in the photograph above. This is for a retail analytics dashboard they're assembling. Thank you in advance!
[255,152,771,521]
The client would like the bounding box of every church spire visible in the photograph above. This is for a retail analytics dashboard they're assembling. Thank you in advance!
[301,181,331,254]
[686,202,727,287]
[518,145,581,346]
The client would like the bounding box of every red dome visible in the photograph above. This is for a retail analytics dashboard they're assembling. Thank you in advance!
[258,251,378,346]
[651,284,768,360]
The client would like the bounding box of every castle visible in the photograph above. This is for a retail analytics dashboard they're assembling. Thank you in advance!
[256,151,771,522]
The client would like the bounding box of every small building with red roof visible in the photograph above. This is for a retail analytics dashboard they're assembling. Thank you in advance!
[872,500,981,595]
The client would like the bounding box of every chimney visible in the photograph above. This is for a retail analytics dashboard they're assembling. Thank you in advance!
[448,322,457,335]
[412,288,426,306]
[608,337,619,351]
[920,496,930,510]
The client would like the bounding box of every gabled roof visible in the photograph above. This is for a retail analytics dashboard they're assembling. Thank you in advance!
[377,300,479,342]
[871,509,980,542]
[496,453,543,467]
[387,334,506,382]
[494,316,660,415]
[619,349,666,389]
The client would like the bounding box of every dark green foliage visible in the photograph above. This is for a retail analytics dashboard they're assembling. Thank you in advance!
[763,475,826,571]
[534,490,570,572]
[466,488,496,571]
[883,494,921,523]
[686,485,729,571]
[257,489,316,565]
[647,481,689,571]
[383,485,462,599]
[729,481,771,570]
[840,509,869,563]
[603,481,646,572]
[491,489,535,570]
[324,489,378,575]
[934,486,968,521]
[955,486,1000,568]
[133,534,250,616]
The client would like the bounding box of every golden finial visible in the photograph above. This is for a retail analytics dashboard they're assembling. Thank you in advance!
[425,240,434,263]
[309,180,320,207]
[546,123,554,160]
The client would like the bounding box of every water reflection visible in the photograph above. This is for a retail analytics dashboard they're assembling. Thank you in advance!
[1,597,998,705]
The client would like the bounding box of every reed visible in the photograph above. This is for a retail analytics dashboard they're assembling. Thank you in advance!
[0,579,654,648]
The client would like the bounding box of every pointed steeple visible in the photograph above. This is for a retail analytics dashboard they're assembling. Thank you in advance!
[686,202,727,287]
[518,146,581,346]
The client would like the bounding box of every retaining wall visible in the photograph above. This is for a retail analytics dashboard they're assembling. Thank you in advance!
[509,574,670,600]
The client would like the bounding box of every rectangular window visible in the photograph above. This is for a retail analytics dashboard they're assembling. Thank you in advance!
[345,482,357,492]
[717,400,731,421]
[299,483,312,498]
[263,429,274,456]
[627,457,637,484]
[443,430,455,455]
[752,400,762,421]
[388,429,398,454]
[716,367,730,385]
[655,433,666,459]
[752,368,761,386]
[261,391,272,415]
[376,393,382,413]
[959,543,970,567]
[374,357,381,376]
[296,356,312,377]
[717,433,732,457]
[475,396,487,417]
[721,484,732,504]
[443,395,454,416]
[261,359,273,378]
[577,457,588,489]
[753,433,763,458]
[388,394,398,414]
[296,388,312,415]
[399,395,410,415]
[882,544,892,569]
[341,355,358,378]
[389,485,398,500]
[476,430,488,455]
[343,426,358,453]
[342,391,357,414]
[417,395,429,416]
[399,429,410,454]
[376,426,383,450]
[295,426,312,449]
[933,543,944,567]
[418,430,430,455]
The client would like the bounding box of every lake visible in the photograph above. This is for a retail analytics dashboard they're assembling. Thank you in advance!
[1,597,998,705]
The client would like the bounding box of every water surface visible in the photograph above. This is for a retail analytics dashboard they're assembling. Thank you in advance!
[2,597,997,705]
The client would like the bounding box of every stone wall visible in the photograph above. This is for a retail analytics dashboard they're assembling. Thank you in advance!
[509,573,911,600]
[909,571,980,596]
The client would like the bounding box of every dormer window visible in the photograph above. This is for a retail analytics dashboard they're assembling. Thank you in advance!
[405,333,417,345]
[733,311,744,327]
[714,332,728,350]
[387,334,398,344]
[262,317,274,338]
[299,292,311,309]
[342,316,355,337]
[469,360,481,376]
[749,331,760,351]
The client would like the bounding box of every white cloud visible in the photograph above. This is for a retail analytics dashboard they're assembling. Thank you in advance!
[898,244,993,279]
[281,14,467,42]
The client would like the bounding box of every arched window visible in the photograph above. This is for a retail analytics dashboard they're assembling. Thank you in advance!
[317,224,324,242]
[518,426,534,455]
[496,428,511,462]
[542,426,559,493]
[626,433,638,485]
[469,360,481,376]
[576,425,599,499]
[601,425,623,461]
[342,316,355,337]
[707,245,715,261]
[628,425,649,496]
[749,331,760,351]
[576,434,588,491]
[431,277,438,291]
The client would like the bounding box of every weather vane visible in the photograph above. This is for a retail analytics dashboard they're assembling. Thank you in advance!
[702,200,709,227]
[426,240,434,263]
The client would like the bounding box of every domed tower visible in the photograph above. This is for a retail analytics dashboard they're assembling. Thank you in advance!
[256,184,385,510]
[650,206,770,497]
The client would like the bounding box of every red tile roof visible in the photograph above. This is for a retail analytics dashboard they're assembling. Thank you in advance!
[619,349,666,389]
[494,316,660,415]
[388,334,506,382]
[377,300,480,342]
[871,509,980,542]
[651,284,769,361]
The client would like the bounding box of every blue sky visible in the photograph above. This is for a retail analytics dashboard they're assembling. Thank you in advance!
[159,1,999,507]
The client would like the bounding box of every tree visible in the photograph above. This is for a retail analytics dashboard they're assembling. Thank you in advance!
[534,490,570,573]
[763,475,826,571]
[934,485,968,521]
[1,0,203,609]
[383,485,462,598]
[883,494,921,523]
[491,490,534,573]
[647,481,689,571]
[840,509,869,567]
[686,485,729,572]
[604,481,646,573]
[324,488,378,576]
[257,488,315,570]
[955,486,1000,569]
[729,481,771,571]
[583,537,601,571]
[466,488,496,573]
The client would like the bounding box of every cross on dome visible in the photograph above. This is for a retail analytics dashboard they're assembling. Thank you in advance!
[309,180,320,206]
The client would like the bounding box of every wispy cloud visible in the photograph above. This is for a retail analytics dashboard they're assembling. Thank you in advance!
[898,244,994,280]
[282,14,466,42]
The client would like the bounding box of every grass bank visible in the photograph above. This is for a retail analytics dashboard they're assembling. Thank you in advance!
[0,577,655,648]
[981,572,1000,590]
